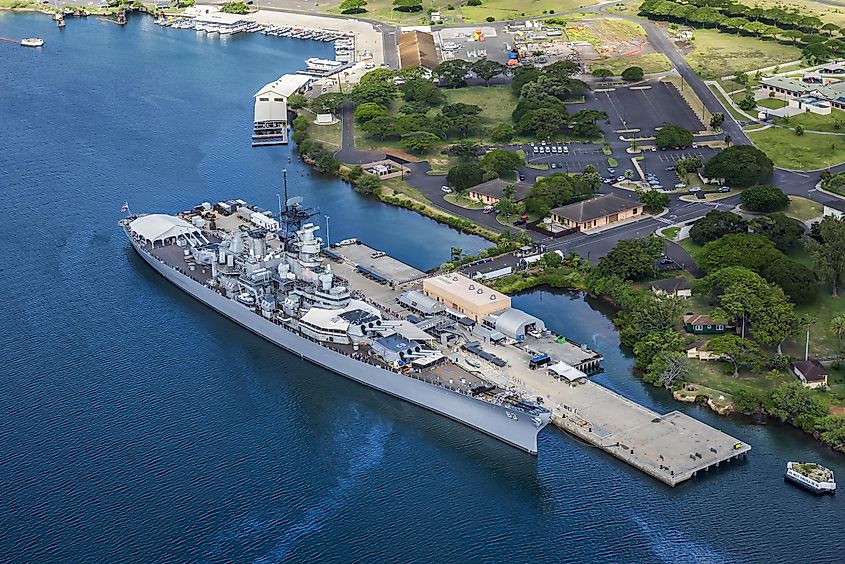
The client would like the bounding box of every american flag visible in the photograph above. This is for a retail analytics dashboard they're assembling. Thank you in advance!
[120,202,129,213]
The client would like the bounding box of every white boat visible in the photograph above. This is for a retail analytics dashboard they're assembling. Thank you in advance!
[236,292,257,306]
[785,461,836,494]
[21,38,44,47]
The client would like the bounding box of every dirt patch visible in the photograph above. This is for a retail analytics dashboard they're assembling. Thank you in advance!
[830,405,845,416]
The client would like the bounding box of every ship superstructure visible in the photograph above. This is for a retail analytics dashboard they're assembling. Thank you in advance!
[120,195,565,454]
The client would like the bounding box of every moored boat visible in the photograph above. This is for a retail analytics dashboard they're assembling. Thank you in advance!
[21,38,44,47]
[785,461,836,494]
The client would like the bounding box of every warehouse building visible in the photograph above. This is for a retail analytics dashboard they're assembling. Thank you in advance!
[422,273,510,322]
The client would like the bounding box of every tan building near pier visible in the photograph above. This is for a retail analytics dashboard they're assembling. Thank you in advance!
[422,273,510,322]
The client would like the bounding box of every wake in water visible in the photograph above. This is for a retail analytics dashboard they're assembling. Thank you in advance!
[206,414,392,563]
[631,514,733,564]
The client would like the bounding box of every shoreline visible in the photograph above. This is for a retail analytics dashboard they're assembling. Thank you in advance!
[504,280,845,455]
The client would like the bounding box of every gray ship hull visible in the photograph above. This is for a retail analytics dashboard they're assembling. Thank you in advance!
[127,235,550,454]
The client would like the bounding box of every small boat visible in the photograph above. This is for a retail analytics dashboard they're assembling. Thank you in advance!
[785,461,836,494]
[21,38,44,47]
[236,293,256,307]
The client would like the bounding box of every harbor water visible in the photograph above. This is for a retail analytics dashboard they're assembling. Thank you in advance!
[1,13,843,563]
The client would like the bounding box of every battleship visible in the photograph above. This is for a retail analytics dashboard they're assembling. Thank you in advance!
[120,188,565,453]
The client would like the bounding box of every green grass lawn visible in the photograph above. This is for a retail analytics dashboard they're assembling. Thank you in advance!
[660,226,680,240]
[708,84,748,121]
[443,85,516,126]
[829,365,845,398]
[308,121,342,150]
[746,126,845,170]
[679,238,705,263]
[785,196,824,221]
[685,29,801,80]
[444,193,484,209]
[686,359,793,398]
[783,291,845,359]
[326,0,600,25]
[775,109,845,134]
[757,98,788,110]
[596,53,672,75]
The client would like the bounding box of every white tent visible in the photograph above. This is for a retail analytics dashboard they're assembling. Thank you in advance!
[548,361,587,384]
[128,214,203,247]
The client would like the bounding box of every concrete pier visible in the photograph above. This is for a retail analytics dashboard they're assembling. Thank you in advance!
[478,352,750,486]
[550,383,750,486]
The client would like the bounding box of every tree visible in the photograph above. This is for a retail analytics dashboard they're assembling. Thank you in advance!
[361,116,396,140]
[699,233,784,273]
[769,381,827,429]
[472,59,506,86]
[760,258,819,305]
[311,92,346,114]
[543,251,562,267]
[703,145,773,187]
[400,131,440,153]
[815,415,845,450]
[832,314,845,358]
[524,173,595,217]
[479,149,524,178]
[287,94,307,110]
[489,123,515,142]
[655,123,694,149]
[638,189,669,211]
[392,0,422,12]
[633,329,684,370]
[338,0,367,13]
[401,79,446,106]
[597,235,665,281]
[740,184,789,212]
[737,93,757,111]
[645,351,690,389]
[807,216,845,296]
[446,162,483,192]
[621,66,644,81]
[511,66,541,96]
[708,335,761,376]
[591,68,613,80]
[709,112,725,130]
[689,210,747,246]
[220,1,250,14]
[354,102,387,123]
[434,59,471,88]
[354,174,382,195]
[517,107,567,139]
[803,42,832,64]
[751,213,804,252]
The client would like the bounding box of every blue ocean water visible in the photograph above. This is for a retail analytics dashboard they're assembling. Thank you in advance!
[0,13,843,563]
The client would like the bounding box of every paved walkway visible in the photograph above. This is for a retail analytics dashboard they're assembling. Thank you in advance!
[335,102,386,164]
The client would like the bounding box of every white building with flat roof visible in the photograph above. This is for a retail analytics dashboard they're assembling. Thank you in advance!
[252,74,313,146]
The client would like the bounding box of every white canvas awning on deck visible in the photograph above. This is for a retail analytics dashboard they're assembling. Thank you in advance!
[129,214,204,246]
[548,361,587,383]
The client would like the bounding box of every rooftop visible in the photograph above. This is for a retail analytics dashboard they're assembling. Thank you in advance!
[551,194,638,224]
[398,30,438,70]
[651,277,691,293]
[791,359,829,382]
[423,273,510,309]
[468,178,532,202]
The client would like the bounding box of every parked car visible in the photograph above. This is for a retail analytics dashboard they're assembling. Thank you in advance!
[674,182,686,189]
[441,186,452,193]
[607,167,616,174]
[616,176,626,182]
[718,186,731,193]
[562,146,569,154]
[550,163,558,169]
[688,187,702,193]
[519,173,525,181]
[665,166,675,172]
[692,142,698,149]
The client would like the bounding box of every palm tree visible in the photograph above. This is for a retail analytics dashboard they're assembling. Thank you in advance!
[800,314,817,361]
[832,315,845,359]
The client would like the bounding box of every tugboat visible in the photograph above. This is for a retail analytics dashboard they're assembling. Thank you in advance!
[20,38,45,47]
[785,461,836,494]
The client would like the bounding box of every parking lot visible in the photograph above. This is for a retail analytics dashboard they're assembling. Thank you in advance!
[583,81,705,135]
[523,143,607,172]
[435,27,513,65]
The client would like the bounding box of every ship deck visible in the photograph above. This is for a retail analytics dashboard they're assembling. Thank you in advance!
[149,242,214,284]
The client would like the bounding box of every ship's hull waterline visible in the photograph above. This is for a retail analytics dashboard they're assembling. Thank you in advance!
[126,234,550,454]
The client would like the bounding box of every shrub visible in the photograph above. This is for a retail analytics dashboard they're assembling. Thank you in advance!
[740,184,789,212]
